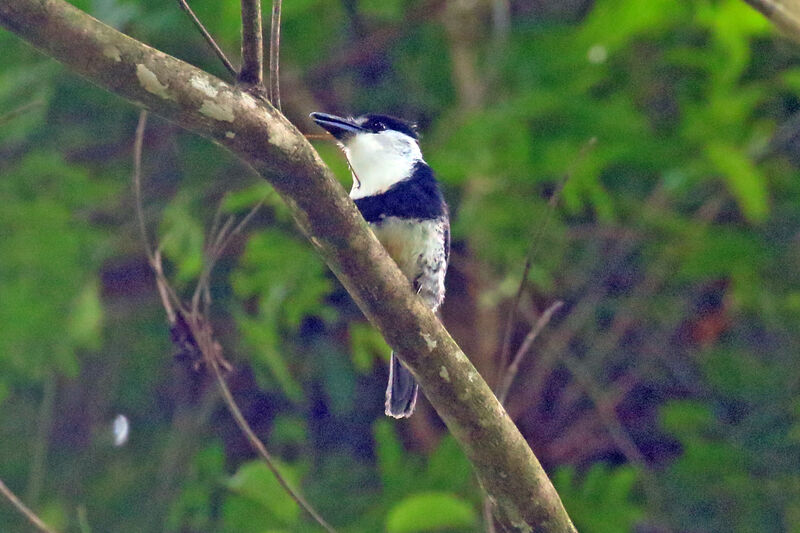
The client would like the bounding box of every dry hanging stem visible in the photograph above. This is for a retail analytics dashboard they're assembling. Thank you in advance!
[130,112,335,532]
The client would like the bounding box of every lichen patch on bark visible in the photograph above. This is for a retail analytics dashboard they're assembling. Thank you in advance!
[103,44,121,62]
[136,64,172,100]
[190,75,218,98]
[422,333,438,351]
[199,100,235,122]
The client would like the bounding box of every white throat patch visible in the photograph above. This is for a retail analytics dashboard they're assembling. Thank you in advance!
[343,130,423,200]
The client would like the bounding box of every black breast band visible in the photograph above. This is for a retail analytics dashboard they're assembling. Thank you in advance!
[354,162,446,223]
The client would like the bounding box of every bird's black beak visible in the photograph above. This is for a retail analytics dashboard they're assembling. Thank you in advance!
[309,112,364,140]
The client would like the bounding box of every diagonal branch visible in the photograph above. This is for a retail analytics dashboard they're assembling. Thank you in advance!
[743,0,800,41]
[0,2,575,530]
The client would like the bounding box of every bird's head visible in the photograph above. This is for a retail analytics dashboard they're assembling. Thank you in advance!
[310,112,423,198]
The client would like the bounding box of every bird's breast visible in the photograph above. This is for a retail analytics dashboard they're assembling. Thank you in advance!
[371,217,441,279]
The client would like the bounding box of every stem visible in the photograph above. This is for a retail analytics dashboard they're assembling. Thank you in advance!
[207,353,337,532]
[176,0,237,78]
[0,478,57,533]
[268,0,282,109]
[238,0,263,86]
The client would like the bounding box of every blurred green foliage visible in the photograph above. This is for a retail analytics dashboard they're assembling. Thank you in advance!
[1,0,800,531]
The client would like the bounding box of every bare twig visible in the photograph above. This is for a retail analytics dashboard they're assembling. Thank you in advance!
[0,478,57,533]
[176,0,237,78]
[132,111,154,262]
[0,98,45,126]
[191,198,264,314]
[129,120,333,532]
[268,0,282,109]
[497,300,564,405]
[495,137,596,389]
[238,0,263,87]
[744,0,800,41]
[206,353,337,532]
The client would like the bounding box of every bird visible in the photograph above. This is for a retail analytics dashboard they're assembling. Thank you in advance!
[310,111,449,418]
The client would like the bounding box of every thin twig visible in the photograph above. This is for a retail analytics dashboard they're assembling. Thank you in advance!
[192,198,264,314]
[238,0,264,87]
[206,353,337,533]
[495,137,596,389]
[132,111,154,263]
[127,119,332,532]
[268,0,282,109]
[0,478,57,533]
[176,0,237,78]
[497,300,564,405]
[0,99,45,126]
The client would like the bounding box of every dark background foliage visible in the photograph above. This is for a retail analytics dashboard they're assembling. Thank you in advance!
[1,0,799,531]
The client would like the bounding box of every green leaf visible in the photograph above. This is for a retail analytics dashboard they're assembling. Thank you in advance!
[385,492,477,533]
[705,141,768,223]
[67,280,104,351]
[159,193,205,283]
[349,322,390,373]
[224,460,302,527]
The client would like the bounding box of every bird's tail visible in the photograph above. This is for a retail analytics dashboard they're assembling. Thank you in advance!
[385,352,418,418]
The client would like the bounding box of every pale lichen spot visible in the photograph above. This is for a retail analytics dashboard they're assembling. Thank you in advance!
[467,371,477,383]
[268,120,297,151]
[439,366,450,382]
[241,93,259,109]
[136,64,172,100]
[421,333,437,351]
[103,45,121,62]
[190,75,218,98]
[199,100,235,122]
[225,131,236,139]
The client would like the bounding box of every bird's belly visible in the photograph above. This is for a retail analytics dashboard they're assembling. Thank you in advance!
[371,217,438,279]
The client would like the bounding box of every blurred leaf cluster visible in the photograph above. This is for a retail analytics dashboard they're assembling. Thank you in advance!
[2,0,800,531]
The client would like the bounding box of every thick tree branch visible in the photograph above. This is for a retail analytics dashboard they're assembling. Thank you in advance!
[744,0,800,41]
[0,1,575,530]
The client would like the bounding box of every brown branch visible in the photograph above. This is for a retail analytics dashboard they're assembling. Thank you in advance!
[131,123,332,530]
[497,300,564,406]
[495,138,596,390]
[743,0,800,41]
[0,478,58,533]
[132,110,154,262]
[0,2,576,530]
[238,0,263,87]
[268,0,281,109]
[206,350,337,532]
[176,0,237,78]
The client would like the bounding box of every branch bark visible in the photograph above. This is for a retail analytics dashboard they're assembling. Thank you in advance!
[743,0,800,42]
[0,1,576,531]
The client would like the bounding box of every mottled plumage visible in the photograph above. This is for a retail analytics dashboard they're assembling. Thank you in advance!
[310,112,449,417]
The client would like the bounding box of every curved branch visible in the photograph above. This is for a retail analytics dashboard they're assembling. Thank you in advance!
[0,2,575,530]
